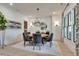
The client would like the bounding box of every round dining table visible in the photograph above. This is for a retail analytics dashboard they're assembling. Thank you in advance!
[27,33,48,38]
[27,33,49,45]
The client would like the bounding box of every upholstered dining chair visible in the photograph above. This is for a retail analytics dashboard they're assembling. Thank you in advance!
[46,31,50,35]
[23,33,32,46]
[44,33,53,47]
[33,33,43,50]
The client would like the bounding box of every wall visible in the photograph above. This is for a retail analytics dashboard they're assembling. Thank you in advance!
[52,14,62,41]
[63,3,76,55]
[25,16,52,33]
[0,4,25,45]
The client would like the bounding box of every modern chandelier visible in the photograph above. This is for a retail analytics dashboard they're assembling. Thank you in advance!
[32,8,41,26]
[32,8,47,30]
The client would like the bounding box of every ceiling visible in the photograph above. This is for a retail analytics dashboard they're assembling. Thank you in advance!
[1,3,67,17]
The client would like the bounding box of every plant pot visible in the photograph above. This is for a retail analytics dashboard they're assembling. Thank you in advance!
[0,30,5,49]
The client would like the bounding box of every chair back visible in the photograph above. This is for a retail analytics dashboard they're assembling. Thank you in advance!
[23,33,28,41]
[27,32,30,34]
[46,31,50,35]
[36,31,40,34]
[48,33,53,41]
[33,33,42,44]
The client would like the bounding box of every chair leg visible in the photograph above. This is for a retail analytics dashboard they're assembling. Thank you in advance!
[33,46,35,50]
[42,39,44,44]
[29,41,30,44]
[33,43,35,50]
[24,41,26,47]
[50,41,52,47]
[39,45,41,50]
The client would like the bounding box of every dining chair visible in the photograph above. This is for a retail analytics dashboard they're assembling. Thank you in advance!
[27,32,30,34]
[33,33,43,50]
[23,33,32,46]
[46,31,50,36]
[44,33,53,47]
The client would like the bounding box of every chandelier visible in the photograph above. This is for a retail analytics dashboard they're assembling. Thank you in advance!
[32,8,47,30]
[32,8,41,26]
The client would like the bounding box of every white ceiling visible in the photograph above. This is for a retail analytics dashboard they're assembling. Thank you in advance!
[1,3,67,17]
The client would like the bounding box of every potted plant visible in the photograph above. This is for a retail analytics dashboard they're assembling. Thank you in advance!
[0,11,7,48]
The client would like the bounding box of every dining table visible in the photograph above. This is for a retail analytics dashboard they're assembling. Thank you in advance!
[27,33,49,45]
[27,33,48,38]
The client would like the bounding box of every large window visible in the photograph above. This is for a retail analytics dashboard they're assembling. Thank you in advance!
[67,12,72,40]
[67,26,72,40]
[73,25,76,42]
[63,8,76,42]
[73,8,76,42]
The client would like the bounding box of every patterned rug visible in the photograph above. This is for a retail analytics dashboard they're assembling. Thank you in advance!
[12,41,61,56]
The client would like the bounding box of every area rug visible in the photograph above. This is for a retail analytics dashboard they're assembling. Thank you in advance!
[12,41,61,56]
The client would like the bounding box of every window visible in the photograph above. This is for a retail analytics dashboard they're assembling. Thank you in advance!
[63,8,76,42]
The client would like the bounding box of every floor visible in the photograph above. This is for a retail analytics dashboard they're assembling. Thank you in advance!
[12,41,61,56]
[0,46,53,56]
[56,40,74,56]
[0,39,74,56]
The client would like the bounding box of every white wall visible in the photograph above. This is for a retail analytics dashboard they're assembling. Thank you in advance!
[63,3,76,55]
[0,4,25,45]
[52,14,62,41]
[25,16,52,33]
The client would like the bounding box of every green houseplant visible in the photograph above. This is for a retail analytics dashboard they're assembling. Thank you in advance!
[0,11,7,48]
[0,11,7,30]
